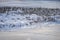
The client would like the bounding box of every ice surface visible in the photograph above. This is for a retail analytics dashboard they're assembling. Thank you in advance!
[0,1,60,9]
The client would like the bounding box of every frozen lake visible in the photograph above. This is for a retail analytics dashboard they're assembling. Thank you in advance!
[0,1,60,9]
[0,1,60,40]
[0,24,60,40]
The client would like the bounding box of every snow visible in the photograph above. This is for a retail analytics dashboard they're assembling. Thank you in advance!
[0,10,39,31]
[0,9,60,31]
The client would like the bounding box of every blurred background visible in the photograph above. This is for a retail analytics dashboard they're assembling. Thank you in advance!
[0,0,60,2]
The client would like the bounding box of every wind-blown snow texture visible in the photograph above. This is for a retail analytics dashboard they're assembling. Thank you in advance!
[0,7,60,31]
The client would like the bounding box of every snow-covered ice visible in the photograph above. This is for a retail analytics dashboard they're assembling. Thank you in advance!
[0,9,60,31]
[0,10,42,31]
